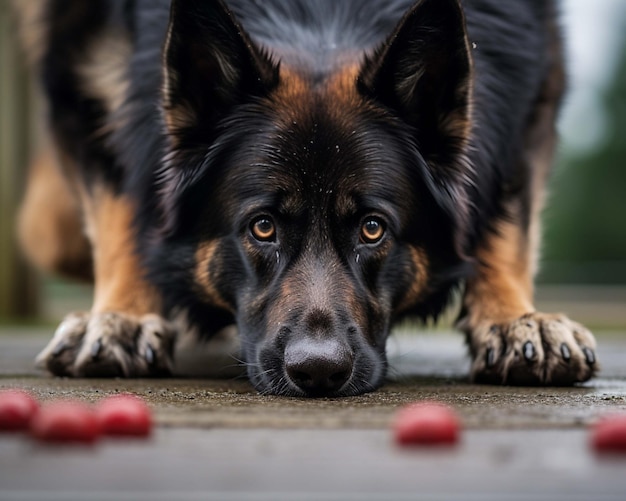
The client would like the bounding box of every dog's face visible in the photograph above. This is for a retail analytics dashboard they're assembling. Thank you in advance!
[200,94,430,396]
[155,0,473,396]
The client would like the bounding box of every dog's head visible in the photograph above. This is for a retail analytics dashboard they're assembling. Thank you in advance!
[154,0,473,396]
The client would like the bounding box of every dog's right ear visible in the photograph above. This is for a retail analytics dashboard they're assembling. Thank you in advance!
[162,0,278,144]
[357,0,473,172]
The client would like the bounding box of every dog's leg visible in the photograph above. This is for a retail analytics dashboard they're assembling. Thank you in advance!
[459,212,597,385]
[35,184,175,377]
[459,28,598,385]
[18,146,93,282]
[21,2,176,377]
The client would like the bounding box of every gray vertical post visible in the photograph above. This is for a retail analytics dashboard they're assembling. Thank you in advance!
[0,0,39,319]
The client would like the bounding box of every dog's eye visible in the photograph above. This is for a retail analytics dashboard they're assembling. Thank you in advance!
[251,217,276,242]
[360,217,385,244]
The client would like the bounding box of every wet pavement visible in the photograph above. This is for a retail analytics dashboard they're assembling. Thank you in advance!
[1,327,626,500]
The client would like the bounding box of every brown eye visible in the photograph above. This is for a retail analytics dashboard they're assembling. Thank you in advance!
[251,217,276,242]
[360,217,385,244]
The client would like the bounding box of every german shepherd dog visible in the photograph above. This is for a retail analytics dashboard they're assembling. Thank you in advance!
[15,0,598,397]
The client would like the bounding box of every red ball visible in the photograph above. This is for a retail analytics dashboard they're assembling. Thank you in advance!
[393,401,460,446]
[591,414,626,452]
[96,394,152,437]
[30,401,100,444]
[0,390,39,431]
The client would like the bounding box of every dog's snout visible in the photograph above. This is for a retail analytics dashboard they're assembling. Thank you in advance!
[284,338,353,395]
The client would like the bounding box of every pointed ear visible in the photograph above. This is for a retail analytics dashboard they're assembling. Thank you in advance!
[162,0,278,141]
[358,0,473,168]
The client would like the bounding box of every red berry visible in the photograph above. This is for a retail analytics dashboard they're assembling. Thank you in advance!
[96,394,152,437]
[591,414,626,452]
[393,402,460,446]
[30,401,100,444]
[0,390,39,431]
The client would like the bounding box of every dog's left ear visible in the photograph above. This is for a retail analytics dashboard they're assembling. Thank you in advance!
[162,0,278,142]
[358,0,473,170]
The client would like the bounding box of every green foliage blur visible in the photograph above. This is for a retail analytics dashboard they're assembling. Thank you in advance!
[542,30,626,284]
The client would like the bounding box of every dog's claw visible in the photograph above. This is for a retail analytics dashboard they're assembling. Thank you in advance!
[90,339,103,359]
[486,347,496,368]
[523,341,535,362]
[36,312,175,377]
[467,313,597,385]
[583,347,596,366]
[145,344,155,366]
[560,343,571,362]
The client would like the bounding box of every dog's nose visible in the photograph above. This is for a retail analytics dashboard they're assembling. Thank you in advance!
[284,338,353,395]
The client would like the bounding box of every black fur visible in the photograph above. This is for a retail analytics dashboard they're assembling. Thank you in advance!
[36,0,562,396]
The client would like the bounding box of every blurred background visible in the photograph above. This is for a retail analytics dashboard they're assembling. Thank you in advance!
[544,0,626,283]
[0,0,625,327]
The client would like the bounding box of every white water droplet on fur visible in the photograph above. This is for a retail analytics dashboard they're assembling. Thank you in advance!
[356,254,360,264]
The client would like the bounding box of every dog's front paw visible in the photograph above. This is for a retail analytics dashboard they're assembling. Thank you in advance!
[466,313,598,385]
[36,312,175,377]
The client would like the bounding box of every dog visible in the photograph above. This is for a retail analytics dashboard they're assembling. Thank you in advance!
[15,0,598,397]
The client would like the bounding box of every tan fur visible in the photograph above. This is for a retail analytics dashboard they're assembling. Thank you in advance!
[17,147,93,281]
[77,30,132,125]
[194,241,234,313]
[10,0,48,66]
[268,256,368,338]
[463,213,535,328]
[395,246,429,313]
[325,65,361,98]
[273,65,364,116]
[83,188,161,315]
[272,66,314,108]
[162,104,195,140]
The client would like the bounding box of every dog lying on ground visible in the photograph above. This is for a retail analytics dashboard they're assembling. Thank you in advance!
[15,0,597,396]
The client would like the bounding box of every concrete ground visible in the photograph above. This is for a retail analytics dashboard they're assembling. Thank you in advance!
[1,326,626,500]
